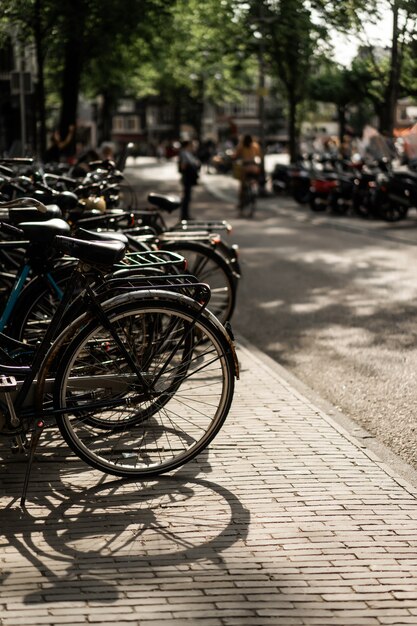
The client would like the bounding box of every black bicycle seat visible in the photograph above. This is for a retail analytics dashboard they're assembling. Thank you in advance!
[8,205,62,225]
[55,235,126,268]
[147,193,181,213]
[75,227,129,245]
[18,218,70,244]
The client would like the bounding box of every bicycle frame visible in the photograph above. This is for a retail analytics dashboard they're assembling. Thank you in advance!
[0,234,68,332]
[0,264,65,332]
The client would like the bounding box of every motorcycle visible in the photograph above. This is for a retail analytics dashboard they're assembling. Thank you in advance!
[271,154,312,204]
[373,165,416,222]
[353,159,411,222]
[308,155,347,213]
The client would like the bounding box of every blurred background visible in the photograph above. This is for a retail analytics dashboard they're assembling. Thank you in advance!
[0,0,416,166]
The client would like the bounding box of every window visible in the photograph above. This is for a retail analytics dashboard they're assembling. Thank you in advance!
[112,116,124,132]
[118,99,135,113]
[222,94,258,118]
[112,115,140,133]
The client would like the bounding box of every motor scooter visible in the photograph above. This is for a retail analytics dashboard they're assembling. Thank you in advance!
[271,154,312,204]
[373,165,417,221]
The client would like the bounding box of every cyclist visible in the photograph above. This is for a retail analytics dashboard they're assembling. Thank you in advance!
[233,134,262,209]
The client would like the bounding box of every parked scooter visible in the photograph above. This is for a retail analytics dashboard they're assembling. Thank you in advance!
[328,155,364,215]
[308,155,347,213]
[352,158,411,222]
[271,154,312,204]
[372,162,416,221]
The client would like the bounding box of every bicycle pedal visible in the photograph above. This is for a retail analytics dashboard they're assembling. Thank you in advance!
[0,375,17,392]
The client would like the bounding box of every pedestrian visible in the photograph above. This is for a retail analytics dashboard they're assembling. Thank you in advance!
[44,124,75,163]
[178,140,200,220]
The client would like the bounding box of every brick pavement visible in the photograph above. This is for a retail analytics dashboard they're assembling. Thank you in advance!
[2,336,417,625]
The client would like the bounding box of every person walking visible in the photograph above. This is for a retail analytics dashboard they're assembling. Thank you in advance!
[44,124,75,163]
[178,140,200,220]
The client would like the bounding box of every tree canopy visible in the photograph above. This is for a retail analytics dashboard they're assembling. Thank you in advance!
[2,0,417,158]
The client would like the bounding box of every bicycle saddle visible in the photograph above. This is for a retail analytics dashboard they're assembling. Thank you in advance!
[55,235,126,268]
[75,227,129,245]
[147,193,181,213]
[8,205,62,225]
[18,218,70,243]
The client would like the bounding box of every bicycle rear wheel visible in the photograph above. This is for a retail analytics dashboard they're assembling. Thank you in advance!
[240,180,257,218]
[54,297,235,478]
[160,241,237,323]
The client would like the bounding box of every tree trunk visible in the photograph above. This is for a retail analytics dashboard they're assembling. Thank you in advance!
[338,104,346,145]
[172,88,183,139]
[98,90,114,144]
[59,39,82,151]
[381,1,399,135]
[34,0,46,158]
[288,90,298,163]
[58,0,86,156]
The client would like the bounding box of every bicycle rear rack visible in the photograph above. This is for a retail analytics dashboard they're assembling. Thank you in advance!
[118,249,186,270]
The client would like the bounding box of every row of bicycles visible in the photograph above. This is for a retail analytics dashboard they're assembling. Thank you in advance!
[0,156,241,506]
[272,152,417,222]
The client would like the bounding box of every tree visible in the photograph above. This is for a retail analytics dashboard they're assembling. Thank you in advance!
[1,0,174,155]
[334,0,417,134]
[233,0,326,162]
[0,0,59,156]
[130,0,255,140]
[226,1,357,161]
[379,0,417,134]
[307,59,373,142]
[49,0,175,152]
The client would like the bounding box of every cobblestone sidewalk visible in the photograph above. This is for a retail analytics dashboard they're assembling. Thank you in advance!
[1,335,417,625]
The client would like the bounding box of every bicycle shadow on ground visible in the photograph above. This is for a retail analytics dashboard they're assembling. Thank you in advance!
[0,451,250,606]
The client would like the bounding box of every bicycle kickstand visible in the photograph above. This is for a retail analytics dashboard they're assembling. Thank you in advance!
[20,419,44,508]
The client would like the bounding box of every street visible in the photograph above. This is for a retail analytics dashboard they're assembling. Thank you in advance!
[126,157,417,470]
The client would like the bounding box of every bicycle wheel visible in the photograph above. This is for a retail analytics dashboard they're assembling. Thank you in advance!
[240,179,257,218]
[54,296,235,478]
[160,241,237,323]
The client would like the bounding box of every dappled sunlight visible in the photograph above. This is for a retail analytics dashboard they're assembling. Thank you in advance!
[300,250,359,268]
[290,289,344,314]
[288,287,380,317]
[261,226,299,236]
[316,325,376,351]
[258,298,285,310]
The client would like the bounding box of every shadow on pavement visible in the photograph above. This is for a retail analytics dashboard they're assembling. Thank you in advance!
[0,450,250,606]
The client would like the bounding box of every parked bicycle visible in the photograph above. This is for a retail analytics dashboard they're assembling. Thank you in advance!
[239,172,258,218]
[0,198,238,507]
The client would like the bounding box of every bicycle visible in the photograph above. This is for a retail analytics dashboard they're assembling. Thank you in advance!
[73,206,240,325]
[240,173,259,218]
[0,199,238,507]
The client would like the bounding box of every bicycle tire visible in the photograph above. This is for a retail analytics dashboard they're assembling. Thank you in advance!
[54,295,235,478]
[160,240,237,323]
[240,180,257,218]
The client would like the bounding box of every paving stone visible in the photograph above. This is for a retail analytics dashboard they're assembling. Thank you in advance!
[2,313,417,626]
